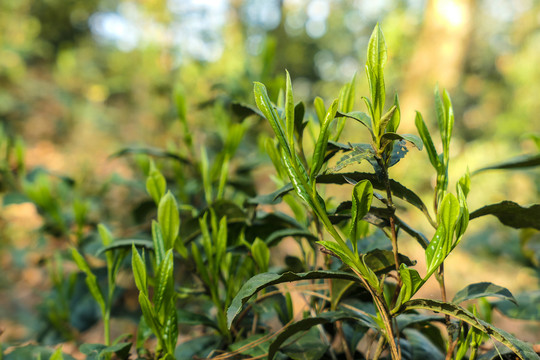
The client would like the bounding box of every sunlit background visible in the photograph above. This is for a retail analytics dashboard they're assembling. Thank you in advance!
[1,0,539,348]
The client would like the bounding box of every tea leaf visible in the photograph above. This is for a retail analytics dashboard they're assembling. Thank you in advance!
[452,282,517,305]
[285,70,295,154]
[333,145,375,172]
[395,264,423,307]
[350,180,373,250]
[311,99,339,180]
[399,299,540,360]
[152,221,165,266]
[71,249,106,313]
[268,311,376,360]
[110,147,189,164]
[158,191,179,250]
[154,250,174,312]
[364,249,416,274]
[491,290,540,321]
[379,132,423,152]
[227,270,360,328]
[254,82,291,157]
[415,111,441,171]
[139,292,161,342]
[366,23,387,123]
[317,172,435,225]
[472,153,540,175]
[131,245,147,295]
[379,105,397,137]
[336,111,374,140]
[314,96,326,124]
[146,162,166,205]
[97,239,154,255]
[387,94,401,133]
[251,238,270,272]
[470,201,540,230]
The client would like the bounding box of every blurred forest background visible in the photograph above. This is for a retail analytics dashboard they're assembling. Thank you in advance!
[0,0,539,351]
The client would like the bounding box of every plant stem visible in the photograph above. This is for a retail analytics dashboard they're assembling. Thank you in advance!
[372,334,386,360]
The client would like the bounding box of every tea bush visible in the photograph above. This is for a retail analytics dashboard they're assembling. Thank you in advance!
[1,24,539,360]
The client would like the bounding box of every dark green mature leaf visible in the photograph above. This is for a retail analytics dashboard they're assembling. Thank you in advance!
[403,328,445,360]
[230,101,264,119]
[229,334,270,357]
[175,335,222,360]
[4,345,76,360]
[396,313,445,330]
[452,282,517,305]
[109,147,190,164]
[97,239,154,256]
[492,291,540,321]
[79,343,131,360]
[281,327,329,360]
[364,249,415,274]
[332,145,375,172]
[317,172,434,224]
[470,201,540,230]
[473,153,540,175]
[388,140,409,167]
[380,133,423,152]
[268,311,375,360]
[177,309,219,329]
[265,228,317,247]
[247,184,294,205]
[399,299,540,360]
[227,271,359,328]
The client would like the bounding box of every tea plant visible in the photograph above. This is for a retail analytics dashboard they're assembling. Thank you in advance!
[227,24,540,360]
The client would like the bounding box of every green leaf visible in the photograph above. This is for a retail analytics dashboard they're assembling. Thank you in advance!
[434,88,454,166]
[71,249,106,313]
[395,263,423,307]
[254,82,291,157]
[399,299,540,360]
[50,346,64,360]
[131,245,147,295]
[415,111,441,171]
[379,132,423,152]
[154,249,174,312]
[491,290,540,321]
[285,70,295,154]
[332,145,375,172]
[281,327,329,360]
[268,312,374,360]
[452,282,517,305]
[139,292,162,342]
[426,193,460,275]
[152,220,165,266]
[265,228,317,247]
[470,201,540,230]
[317,172,435,225]
[174,335,222,360]
[251,238,270,272]
[109,147,189,164]
[229,334,270,357]
[364,249,416,274]
[366,23,387,123]
[227,270,360,328]
[97,224,114,247]
[158,191,180,250]
[350,180,373,251]
[473,153,540,175]
[314,96,326,124]
[386,94,400,133]
[177,309,219,330]
[311,99,339,180]
[336,111,374,140]
[97,239,154,256]
[378,105,397,137]
[146,162,166,205]
[403,328,446,360]
[79,343,131,360]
